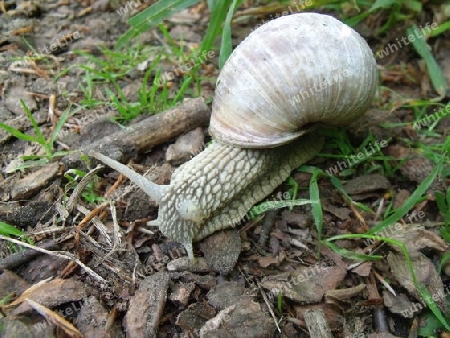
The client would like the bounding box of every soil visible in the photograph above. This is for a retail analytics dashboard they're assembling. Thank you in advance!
[0,1,449,337]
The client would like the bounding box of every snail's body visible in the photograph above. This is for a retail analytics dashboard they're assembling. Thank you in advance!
[92,133,323,259]
[157,133,324,258]
[90,13,377,262]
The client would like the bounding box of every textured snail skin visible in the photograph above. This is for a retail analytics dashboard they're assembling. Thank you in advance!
[156,132,323,259]
[90,12,377,261]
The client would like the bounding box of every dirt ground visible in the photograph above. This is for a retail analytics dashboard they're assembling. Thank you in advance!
[0,0,449,337]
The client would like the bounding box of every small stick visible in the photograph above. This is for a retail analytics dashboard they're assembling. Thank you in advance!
[0,235,106,283]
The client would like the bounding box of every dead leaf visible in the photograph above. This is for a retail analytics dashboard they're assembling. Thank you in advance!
[387,224,448,257]
[261,265,347,303]
[387,252,448,314]
[257,252,286,268]
[294,303,343,331]
[351,262,373,277]
[325,284,366,302]
[383,291,415,317]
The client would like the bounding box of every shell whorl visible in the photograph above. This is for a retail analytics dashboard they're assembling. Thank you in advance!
[209,12,377,148]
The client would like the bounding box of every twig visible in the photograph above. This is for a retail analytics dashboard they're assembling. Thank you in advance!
[66,164,103,213]
[258,210,277,247]
[74,201,108,249]
[373,270,396,296]
[0,239,58,269]
[0,235,106,283]
[257,280,281,333]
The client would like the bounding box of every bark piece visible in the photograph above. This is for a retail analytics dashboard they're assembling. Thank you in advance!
[0,317,56,338]
[11,162,60,200]
[387,224,447,257]
[387,252,448,315]
[169,282,196,307]
[0,116,31,144]
[19,253,69,283]
[176,301,216,335]
[0,201,55,229]
[76,296,123,338]
[207,281,252,311]
[8,278,89,316]
[400,156,447,193]
[0,269,30,299]
[179,272,217,289]
[5,85,37,115]
[261,265,347,303]
[383,291,415,317]
[123,272,170,338]
[304,309,333,338]
[199,298,274,338]
[25,299,83,338]
[167,257,210,272]
[294,303,343,332]
[351,262,373,277]
[343,174,390,195]
[325,283,366,302]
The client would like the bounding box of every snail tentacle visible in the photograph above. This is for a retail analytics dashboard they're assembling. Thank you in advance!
[90,151,169,205]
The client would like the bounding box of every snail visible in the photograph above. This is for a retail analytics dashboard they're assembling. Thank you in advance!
[90,12,377,260]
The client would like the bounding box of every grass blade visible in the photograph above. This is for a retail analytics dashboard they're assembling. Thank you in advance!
[20,100,45,142]
[0,222,25,237]
[219,0,242,68]
[367,153,445,235]
[407,25,448,98]
[200,0,233,56]
[49,104,83,146]
[116,0,200,49]
[309,168,323,241]
[248,199,315,218]
[344,0,394,27]
[325,241,383,261]
[329,176,373,212]
[428,21,450,38]
[0,122,40,143]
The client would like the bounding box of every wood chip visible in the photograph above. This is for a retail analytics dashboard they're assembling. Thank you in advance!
[304,309,333,338]
[11,162,60,200]
[123,272,170,338]
[343,174,391,195]
[7,278,88,316]
[387,252,448,314]
[261,265,347,303]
